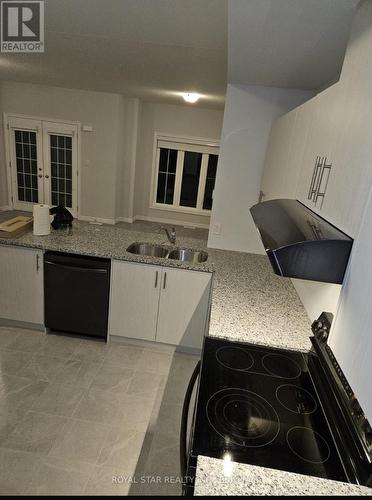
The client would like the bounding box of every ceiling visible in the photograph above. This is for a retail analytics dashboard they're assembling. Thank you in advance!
[229,0,360,91]
[0,0,360,107]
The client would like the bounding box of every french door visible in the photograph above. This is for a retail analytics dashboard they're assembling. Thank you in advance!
[7,116,79,216]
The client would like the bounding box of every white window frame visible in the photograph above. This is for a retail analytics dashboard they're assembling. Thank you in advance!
[150,133,219,217]
[4,112,81,218]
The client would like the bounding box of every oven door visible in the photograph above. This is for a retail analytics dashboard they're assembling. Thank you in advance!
[180,360,201,496]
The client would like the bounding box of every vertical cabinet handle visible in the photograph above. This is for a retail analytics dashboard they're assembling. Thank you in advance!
[36,254,40,272]
[154,270,158,288]
[163,271,167,289]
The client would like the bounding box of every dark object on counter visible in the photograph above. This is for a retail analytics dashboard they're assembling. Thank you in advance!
[50,205,73,230]
[44,251,111,340]
[250,199,353,284]
[181,312,372,495]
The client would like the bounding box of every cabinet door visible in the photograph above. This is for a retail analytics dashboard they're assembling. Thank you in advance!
[156,268,212,349]
[109,260,161,341]
[261,109,298,200]
[0,246,43,324]
[296,84,341,212]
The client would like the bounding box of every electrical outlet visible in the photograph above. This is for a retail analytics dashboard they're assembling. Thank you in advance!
[212,222,221,235]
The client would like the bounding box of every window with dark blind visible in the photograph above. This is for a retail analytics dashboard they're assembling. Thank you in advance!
[153,137,219,215]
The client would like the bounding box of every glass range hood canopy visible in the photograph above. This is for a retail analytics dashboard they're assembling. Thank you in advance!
[250,199,353,284]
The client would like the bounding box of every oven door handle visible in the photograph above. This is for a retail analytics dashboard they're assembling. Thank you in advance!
[180,360,201,485]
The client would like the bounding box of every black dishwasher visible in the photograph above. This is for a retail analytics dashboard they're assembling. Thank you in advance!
[44,251,111,339]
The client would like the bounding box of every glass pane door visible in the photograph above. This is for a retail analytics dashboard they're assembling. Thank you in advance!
[9,116,43,211]
[50,134,73,208]
[42,121,78,216]
[14,130,39,203]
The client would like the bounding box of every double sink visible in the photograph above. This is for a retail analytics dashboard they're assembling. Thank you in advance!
[127,242,208,263]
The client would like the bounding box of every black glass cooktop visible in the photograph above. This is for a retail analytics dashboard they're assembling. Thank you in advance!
[191,337,347,482]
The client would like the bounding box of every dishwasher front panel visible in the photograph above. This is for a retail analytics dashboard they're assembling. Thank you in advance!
[44,252,111,339]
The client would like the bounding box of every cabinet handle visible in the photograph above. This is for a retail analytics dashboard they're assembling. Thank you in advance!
[308,156,321,200]
[154,270,159,288]
[36,254,40,272]
[163,271,167,289]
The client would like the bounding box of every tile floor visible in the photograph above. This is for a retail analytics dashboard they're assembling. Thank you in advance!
[0,326,199,495]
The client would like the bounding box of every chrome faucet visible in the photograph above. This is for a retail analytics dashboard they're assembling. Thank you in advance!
[161,226,177,245]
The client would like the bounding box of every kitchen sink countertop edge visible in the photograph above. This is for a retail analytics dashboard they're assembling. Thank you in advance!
[194,456,372,496]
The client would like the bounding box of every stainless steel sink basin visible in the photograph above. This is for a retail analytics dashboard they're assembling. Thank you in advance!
[167,248,208,263]
[127,242,169,258]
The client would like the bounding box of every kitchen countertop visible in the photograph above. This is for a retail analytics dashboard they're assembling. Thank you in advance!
[0,216,312,353]
[194,456,372,496]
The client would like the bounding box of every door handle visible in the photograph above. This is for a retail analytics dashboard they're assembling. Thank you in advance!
[38,174,43,178]
[154,270,159,288]
[44,175,50,179]
[36,254,40,272]
[163,271,167,289]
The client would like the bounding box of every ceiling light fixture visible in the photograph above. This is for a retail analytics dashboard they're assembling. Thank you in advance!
[182,92,201,103]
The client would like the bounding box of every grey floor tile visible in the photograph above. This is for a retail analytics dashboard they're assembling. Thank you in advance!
[0,407,26,446]
[97,425,146,470]
[38,334,81,359]
[71,339,109,363]
[155,403,183,439]
[27,456,93,495]
[126,370,164,399]
[18,354,67,382]
[2,411,68,455]
[0,327,21,349]
[73,386,130,424]
[136,349,174,375]
[91,361,133,392]
[49,418,111,465]
[105,344,144,368]
[54,357,104,388]
[0,349,34,376]
[5,330,46,353]
[0,375,49,410]
[85,465,131,496]
[32,381,85,416]
[0,448,43,495]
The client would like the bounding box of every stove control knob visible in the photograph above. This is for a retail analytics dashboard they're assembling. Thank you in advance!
[350,398,363,418]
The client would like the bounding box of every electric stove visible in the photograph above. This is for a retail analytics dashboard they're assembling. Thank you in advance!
[181,314,372,495]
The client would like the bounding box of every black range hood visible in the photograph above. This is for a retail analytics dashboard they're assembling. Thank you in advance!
[250,199,353,284]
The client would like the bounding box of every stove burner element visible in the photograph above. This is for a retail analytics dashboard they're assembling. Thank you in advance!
[207,388,280,447]
[276,385,317,415]
[262,353,302,379]
[287,427,331,464]
[216,346,254,371]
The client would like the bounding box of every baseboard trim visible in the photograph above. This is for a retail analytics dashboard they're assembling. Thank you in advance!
[0,205,12,212]
[78,215,116,225]
[0,318,45,332]
[133,215,210,229]
[115,216,134,224]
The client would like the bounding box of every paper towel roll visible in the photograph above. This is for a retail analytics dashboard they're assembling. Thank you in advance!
[33,204,51,236]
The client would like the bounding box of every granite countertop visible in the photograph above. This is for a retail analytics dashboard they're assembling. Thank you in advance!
[195,456,372,496]
[0,217,312,352]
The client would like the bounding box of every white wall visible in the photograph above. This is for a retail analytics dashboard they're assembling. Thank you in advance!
[207,84,314,252]
[134,101,224,227]
[0,81,132,221]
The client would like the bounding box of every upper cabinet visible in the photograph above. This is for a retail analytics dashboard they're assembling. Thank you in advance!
[261,109,298,200]
[261,79,372,239]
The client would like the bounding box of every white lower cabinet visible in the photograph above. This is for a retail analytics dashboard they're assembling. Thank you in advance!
[109,260,212,349]
[0,245,44,325]
[156,267,212,349]
[109,261,161,342]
